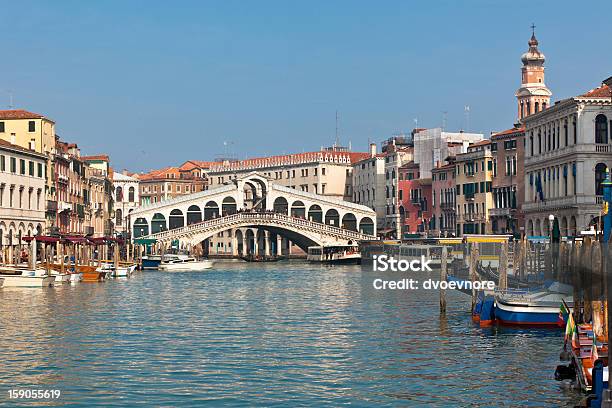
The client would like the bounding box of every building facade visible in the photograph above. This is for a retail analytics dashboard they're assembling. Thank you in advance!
[352,143,386,233]
[522,80,612,237]
[490,127,525,235]
[113,171,140,235]
[0,140,47,263]
[455,140,494,235]
[398,162,432,235]
[431,161,457,237]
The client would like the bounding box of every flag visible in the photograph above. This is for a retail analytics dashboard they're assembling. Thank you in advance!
[558,302,569,326]
[564,311,576,344]
[592,339,599,361]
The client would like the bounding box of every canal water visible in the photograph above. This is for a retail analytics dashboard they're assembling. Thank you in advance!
[0,261,581,407]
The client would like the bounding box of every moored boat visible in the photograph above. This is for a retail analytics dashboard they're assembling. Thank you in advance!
[494,282,573,326]
[77,265,106,282]
[0,269,55,287]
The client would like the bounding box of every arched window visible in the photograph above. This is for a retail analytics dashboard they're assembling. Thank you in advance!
[116,208,123,226]
[535,102,539,113]
[115,186,123,202]
[595,163,608,196]
[595,114,608,144]
[542,102,547,110]
[128,186,135,202]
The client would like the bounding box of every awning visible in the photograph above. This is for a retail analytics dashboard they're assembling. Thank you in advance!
[62,236,88,244]
[21,235,60,243]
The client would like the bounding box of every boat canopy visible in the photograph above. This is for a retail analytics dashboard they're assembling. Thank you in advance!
[21,235,60,243]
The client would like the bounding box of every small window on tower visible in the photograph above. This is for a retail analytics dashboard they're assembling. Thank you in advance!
[539,79,542,83]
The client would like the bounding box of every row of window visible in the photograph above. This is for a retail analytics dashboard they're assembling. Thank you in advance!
[0,185,43,210]
[0,155,44,178]
[0,120,36,133]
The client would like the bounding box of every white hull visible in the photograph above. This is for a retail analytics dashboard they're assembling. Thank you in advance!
[51,273,71,284]
[159,260,214,271]
[70,273,83,283]
[0,275,55,287]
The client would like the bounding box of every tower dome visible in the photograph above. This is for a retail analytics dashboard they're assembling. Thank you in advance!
[521,32,545,65]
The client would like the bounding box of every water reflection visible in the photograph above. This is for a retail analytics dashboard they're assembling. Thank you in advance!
[0,262,581,406]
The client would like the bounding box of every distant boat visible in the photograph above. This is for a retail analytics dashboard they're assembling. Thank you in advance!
[159,258,213,271]
[240,254,284,263]
[307,245,361,264]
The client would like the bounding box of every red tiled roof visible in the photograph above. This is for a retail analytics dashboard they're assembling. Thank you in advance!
[0,109,46,120]
[492,126,525,139]
[82,154,110,162]
[580,83,612,98]
[179,160,220,171]
[432,163,456,171]
[0,139,46,157]
[138,167,181,181]
[468,139,491,148]
[211,150,370,170]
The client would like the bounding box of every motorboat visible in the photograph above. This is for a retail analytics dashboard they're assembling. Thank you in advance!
[0,268,55,287]
[494,282,573,326]
[158,258,213,271]
[307,245,361,264]
[50,271,71,284]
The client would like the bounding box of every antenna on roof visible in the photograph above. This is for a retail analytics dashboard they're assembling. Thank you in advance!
[7,90,14,109]
[464,105,470,132]
[442,111,448,131]
[335,110,340,147]
[414,118,418,130]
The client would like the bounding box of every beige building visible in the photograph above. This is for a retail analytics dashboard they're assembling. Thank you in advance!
[352,143,386,232]
[113,171,140,235]
[0,139,47,263]
[82,155,114,237]
[455,140,494,235]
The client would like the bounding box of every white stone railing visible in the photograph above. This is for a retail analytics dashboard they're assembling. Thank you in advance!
[141,212,377,242]
[271,184,375,215]
[525,143,612,167]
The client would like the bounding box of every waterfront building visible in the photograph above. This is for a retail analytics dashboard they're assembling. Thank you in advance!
[431,159,457,237]
[113,171,140,235]
[490,127,525,235]
[522,78,612,236]
[381,137,414,238]
[0,139,47,264]
[455,140,494,235]
[413,128,483,179]
[82,155,114,237]
[138,164,208,206]
[398,162,432,235]
[352,143,386,233]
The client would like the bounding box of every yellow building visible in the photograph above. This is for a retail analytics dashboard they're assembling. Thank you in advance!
[0,110,56,155]
[455,140,494,235]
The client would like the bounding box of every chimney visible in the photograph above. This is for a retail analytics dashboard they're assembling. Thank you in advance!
[369,143,377,157]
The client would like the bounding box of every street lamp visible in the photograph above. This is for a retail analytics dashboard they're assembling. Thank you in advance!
[548,214,555,237]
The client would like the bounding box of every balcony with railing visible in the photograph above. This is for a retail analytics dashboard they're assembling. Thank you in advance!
[525,143,612,167]
[489,207,512,217]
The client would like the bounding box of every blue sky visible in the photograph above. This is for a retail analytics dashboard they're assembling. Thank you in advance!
[2,1,611,172]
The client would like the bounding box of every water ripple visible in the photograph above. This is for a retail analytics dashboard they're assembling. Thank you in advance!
[0,261,580,407]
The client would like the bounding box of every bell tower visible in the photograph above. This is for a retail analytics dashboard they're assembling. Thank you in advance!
[516,25,552,121]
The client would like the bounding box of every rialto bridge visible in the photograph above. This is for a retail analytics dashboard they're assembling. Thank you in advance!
[129,172,377,256]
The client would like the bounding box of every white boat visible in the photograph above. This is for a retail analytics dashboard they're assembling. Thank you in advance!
[50,271,71,284]
[70,272,83,283]
[307,246,361,264]
[0,269,55,287]
[159,258,213,271]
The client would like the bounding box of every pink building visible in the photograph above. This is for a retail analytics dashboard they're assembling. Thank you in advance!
[398,162,432,236]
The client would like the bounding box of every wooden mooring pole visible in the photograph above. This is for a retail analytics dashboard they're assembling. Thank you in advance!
[470,243,479,313]
[440,246,448,314]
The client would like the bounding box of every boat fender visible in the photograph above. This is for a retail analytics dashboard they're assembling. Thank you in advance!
[554,364,576,381]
